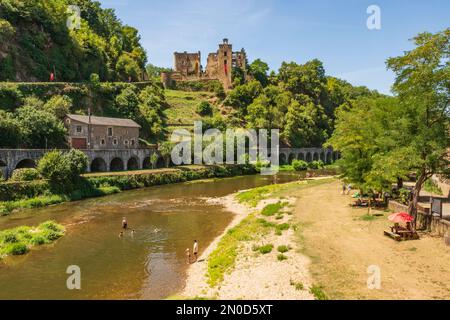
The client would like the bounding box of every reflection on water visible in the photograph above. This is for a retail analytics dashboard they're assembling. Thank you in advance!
[0,173,303,299]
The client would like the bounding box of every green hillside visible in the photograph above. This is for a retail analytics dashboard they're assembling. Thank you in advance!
[0,0,147,82]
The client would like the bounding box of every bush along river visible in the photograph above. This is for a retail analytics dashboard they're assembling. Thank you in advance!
[0,171,329,299]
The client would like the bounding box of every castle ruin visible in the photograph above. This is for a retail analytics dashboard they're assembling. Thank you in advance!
[161,39,247,90]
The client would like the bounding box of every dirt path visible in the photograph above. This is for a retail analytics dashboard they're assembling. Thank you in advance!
[292,180,450,300]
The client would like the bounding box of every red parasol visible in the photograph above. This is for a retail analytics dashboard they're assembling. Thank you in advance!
[388,212,414,223]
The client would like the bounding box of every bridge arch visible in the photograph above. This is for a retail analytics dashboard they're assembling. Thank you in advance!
[297,153,305,161]
[288,153,296,164]
[110,157,124,172]
[279,153,287,165]
[127,157,139,171]
[305,152,312,163]
[15,159,36,169]
[0,159,6,167]
[313,153,319,161]
[320,152,325,162]
[91,158,107,172]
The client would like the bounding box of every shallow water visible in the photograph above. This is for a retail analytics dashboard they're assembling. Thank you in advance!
[0,173,305,299]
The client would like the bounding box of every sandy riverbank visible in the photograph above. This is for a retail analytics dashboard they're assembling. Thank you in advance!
[180,190,314,300]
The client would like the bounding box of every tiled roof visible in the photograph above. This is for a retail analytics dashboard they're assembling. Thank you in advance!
[66,114,141,128]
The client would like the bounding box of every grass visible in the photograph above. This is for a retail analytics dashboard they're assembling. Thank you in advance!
[277,254,288,261]
[261,201,289,216]
[277,245,291,253]
[360,214,377,221]
[164,90,216,125]
[0,186,120,216]
[236,178,335,207]
[256,244,274,254]
[207,214,270,287]
[310,285,328,300]
[0,221,65,258]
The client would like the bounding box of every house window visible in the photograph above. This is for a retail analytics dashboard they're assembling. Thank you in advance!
[108,127,113,137]
[131,139,135,147]
[124,140,129,146]
[113,138,118,146]
[76,125,82,133]
[101,139,105,146]
[224,52,227,57]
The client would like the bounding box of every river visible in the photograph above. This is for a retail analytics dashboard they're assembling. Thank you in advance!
[0,172,306,299]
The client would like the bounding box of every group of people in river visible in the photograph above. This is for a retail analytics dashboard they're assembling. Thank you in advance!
[118,217,135,238]
[117,217,199,264]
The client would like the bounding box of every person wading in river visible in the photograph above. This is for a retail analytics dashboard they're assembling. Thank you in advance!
[193,240,199,262]
[122,217,128,229]
[185,248,191,264]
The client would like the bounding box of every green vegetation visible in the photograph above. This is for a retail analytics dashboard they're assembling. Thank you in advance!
[327,28,449,220]
[277,245,291,253]
[0,221,65,258]
[237,178,335,207]
[261,202,288,216]
[256,244,274,254]
[0,0,147,82]
[207,214,270,287]
[224,60,382,148]
[310,285,328,300]
[196,101,213,116]
[277,253,288,261]
[292,160,308,171]
[164,90,217,125]
[10,169,40,182]
[423,179,443,196]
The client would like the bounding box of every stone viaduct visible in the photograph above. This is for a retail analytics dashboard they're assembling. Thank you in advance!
[0,148,159,179]
[0,147,339,179]
[279,148,340,165]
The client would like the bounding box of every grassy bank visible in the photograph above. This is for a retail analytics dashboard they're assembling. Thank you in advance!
[236,177,335,207]
[0,165,256,215]
[206,178,335,289]
[0,221,65,259]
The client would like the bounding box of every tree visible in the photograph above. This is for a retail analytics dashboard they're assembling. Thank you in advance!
[37,149,88,191]
[385,29,449,220]
[249,59,269,87]
[224,80,263,118]
[159,142,174,168]
[0,110,21,148]
[116,53,141,81]
[15,106,66,149]
[114,86,140,119]
[196,101,213,116]
[43,95,73,119]
[150,153,159,169]
[283,95,329,148]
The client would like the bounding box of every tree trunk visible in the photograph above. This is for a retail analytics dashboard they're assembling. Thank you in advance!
[408,171,427,230]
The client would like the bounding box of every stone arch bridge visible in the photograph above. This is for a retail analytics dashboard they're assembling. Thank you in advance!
[0,147,339,179]
[279,148,340,165]
[0,148,158,179]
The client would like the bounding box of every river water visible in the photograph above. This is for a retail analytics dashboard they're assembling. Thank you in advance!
[0,173,305,300]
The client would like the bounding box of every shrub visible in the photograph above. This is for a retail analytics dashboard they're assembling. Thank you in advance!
[277,254,288,261]
[308,160,325,170]
[277,245,290,253]
[290,280,304,290]
[4,242,28,255]
[258,244,273,254]
[196,101,213,116]
[276,223,290,231]
[10,168,41,182]
[292,160,308,171]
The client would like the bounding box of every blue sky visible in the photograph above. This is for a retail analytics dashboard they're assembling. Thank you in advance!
[99,0,449,94]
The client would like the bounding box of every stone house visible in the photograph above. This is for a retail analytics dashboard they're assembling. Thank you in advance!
[65,114,141,150]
